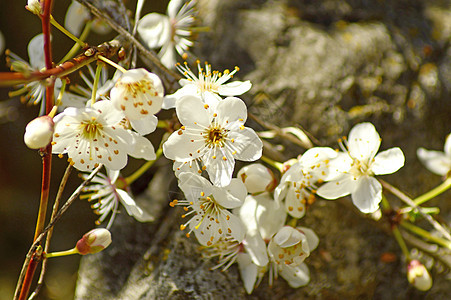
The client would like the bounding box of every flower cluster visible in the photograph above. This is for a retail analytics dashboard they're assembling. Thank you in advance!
[137,0,196,68]
[14,0,446,296]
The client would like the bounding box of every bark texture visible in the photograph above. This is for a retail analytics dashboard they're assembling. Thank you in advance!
[76,0,451,299]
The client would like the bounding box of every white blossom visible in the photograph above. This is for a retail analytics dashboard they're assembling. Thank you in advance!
[65,0,111,36]
[267,226,319,288]
[52,100,134,171]
[417,133,451,177]
[163,61,252,109]
[137,0,196,68]
[163,95,262,187]
[110,68,164,121]
[317,122,405,213]
[82,169,154,229]
[275,147,338,218]
[171,172,247,246]
[7,34,57,110]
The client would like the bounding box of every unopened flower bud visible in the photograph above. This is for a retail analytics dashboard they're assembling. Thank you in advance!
[281,158,298,174]
[76,228,112,255]
[238,163,276,194]
[26,0,42,15]
[24,115,54,149]
[407,260,432,291]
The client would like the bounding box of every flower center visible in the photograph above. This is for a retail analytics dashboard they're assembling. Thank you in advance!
[273,243,306,266]
[350,159,372,177]
[81,117,103,140]
[205,126,228,148]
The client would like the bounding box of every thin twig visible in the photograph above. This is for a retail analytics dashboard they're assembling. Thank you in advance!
[28,165,73,300]
[13,164,102,300]
[249,112,314,149]
[380,179,451,242]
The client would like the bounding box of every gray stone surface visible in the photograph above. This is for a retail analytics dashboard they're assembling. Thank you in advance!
[76,0,451,299]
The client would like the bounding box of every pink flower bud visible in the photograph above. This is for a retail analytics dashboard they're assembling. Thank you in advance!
[76,228,112,255]
[238,163,276,194]
[24,116,54,149]
[281,158,298,174]
[407,260,432,291]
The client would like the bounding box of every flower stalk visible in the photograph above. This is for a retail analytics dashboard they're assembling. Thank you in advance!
[260,155,283,173]
[90,62,104,106]
[412,176,451,206]
[392,226,410,260]
[98,54,127,73]
[50,15,87,48]
[58,21,92,64]
[400,221,451,250]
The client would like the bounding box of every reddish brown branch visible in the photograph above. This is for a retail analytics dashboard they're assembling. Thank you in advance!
[0,41,121,87]
[17,247,43,300]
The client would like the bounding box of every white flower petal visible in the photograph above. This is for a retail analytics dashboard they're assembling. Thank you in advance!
[229,128,263,162]
[273,226,304,248]
[167,0,184,18]
[417,148,451,176]
[205,150,235,187]
[216,97,248,125]
[285,187,306,219]
[316,174,356,199]
[372,147,405,175]
[117,189,154,222]
[299,147,338,181]
[137,13,170,48]
[175,95,210,127]
[237,253,258,294]
[243,234,269,267]
[254,193,286,240]
[348,122,381,163]
[163,127,205,162]
[92,100,125,125]
[218,80,252,96]
[279,263,310,288]
[444,133,451,156]
[213,178,247,209]
[202,92,221,109]
[178,172,213,200]
[128,133,156,161]
[298,227,319,251]
[28,34,45,69]
[221,211,245,243]
[129,115,158,135]
[351,176,382,213]
[64,1,90,36]
[173,160,202,177]
[159,41,177,68]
